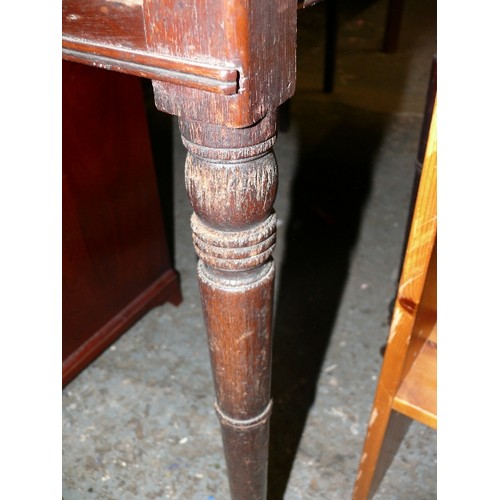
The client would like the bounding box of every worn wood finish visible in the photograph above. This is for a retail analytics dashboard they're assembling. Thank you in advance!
[180,112,278,499]
[63,0,146,49]
[63,39,240,95]
[63,0,298,494]
[62,61,182,386]
[352,101,437,500]
[62,0,240,94]
[63,0,296,126]
[145,0,296,127]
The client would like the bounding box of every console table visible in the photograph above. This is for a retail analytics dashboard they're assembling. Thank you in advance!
[63,0,298,497]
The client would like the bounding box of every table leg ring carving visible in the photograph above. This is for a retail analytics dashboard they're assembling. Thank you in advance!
[180,113,278,499]
[191,212,277,271]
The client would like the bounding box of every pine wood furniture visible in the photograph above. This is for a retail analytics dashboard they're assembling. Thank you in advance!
[63,0,298,497]
[62,60,182,387]
[352,101,437,499]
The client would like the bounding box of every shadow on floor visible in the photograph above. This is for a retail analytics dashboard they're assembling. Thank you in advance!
[266,0,431,493]
[268,101,392,499]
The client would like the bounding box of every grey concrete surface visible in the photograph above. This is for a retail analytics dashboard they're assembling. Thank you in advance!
[63,0,437,498]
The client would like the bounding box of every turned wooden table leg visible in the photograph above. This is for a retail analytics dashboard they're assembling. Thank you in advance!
[179,112,278,499]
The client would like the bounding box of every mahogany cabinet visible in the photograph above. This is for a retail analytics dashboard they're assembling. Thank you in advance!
[62,60,181,387]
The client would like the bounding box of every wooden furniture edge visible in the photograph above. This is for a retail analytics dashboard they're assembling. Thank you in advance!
[393,243,437,429]
[62,268,182,387]
[63,37,240,95]
[352,100,437,500]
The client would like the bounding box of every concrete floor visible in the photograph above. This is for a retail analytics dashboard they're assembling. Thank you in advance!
[62,0,437,498]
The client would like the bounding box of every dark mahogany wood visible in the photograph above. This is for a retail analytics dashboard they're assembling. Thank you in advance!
[144,0,296,127]
[63,39,239,95]
[180,112,278,499]
[62,0,146,49]
[63,0,239,94]
[62,61,181,387]
[63,0,296,127]
[62,0,298,495]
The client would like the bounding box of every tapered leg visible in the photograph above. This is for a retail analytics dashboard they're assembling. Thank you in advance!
[179,112,278,499]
